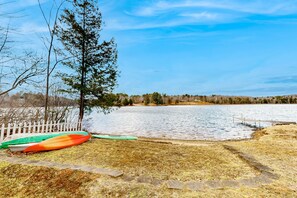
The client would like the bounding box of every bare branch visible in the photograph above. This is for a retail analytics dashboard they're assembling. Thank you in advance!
[0,24,9,53]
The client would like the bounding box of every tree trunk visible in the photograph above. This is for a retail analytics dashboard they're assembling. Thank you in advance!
[44,64,50,122]
[79,2,86,124]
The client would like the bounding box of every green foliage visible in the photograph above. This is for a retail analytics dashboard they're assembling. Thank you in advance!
[151,92,163,105]
[128,98,133,106]
[57,0,118,118]
[143,94,150,105]
[122,98,129,106]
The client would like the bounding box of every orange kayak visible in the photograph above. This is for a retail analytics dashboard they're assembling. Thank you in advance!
[9,134,91,153]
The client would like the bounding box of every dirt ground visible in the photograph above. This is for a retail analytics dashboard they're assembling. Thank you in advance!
[0,125,297,197]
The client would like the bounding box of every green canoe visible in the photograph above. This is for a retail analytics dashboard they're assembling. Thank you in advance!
[0,131,88,149]
[92,134,137,140]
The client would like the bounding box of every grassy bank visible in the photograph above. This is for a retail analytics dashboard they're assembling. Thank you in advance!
[0,125,297,197]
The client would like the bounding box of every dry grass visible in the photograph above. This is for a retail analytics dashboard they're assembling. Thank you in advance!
[0,163,98,198]
[227,125,297,192]
[1,125,297,197]
[0,162,295,198]
[26,139,256,181]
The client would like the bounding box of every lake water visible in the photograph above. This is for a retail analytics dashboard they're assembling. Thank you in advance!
[88,104,297,140]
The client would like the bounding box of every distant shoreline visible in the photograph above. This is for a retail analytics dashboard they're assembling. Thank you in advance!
[129,103,297,107]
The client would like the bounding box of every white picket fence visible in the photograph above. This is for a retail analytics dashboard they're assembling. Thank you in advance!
[0,120,82,143]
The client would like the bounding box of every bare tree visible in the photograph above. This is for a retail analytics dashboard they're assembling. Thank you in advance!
[38,0,67,122]
[0,1,44,97]
[0,27,44,97]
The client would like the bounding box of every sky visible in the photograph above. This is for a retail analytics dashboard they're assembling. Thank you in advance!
[1,0,297,96]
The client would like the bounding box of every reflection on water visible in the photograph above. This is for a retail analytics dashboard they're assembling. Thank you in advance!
[88,104,297,140]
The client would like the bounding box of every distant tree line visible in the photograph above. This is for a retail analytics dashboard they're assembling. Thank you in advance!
[112,93,297,106]
[2,92,297,109]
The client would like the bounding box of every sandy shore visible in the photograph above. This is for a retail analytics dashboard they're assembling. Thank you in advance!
[0,125,297,197]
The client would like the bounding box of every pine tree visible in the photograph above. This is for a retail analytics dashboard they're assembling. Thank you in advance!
[57,0,118,122]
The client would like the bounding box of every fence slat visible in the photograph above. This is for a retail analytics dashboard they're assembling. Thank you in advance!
[23,123,27,134]
[7,123,11,137]
[37,122,40,133]
[17,124,21,136]
[12,122,16,136]
[75,121,78,131]
[0,120,80,143]
[67,120,70,131]
[33,122,36,133]
[0,124,4,143]
[70,121,73,131]
[41,121,45,133]
[45,121,49,133]
[49,121,53,133]
[28,122,32,134]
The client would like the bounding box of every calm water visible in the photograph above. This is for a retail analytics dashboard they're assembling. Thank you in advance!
[88,105,297,140]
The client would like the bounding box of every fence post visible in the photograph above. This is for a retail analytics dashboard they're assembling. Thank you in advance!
[0,124,4,143]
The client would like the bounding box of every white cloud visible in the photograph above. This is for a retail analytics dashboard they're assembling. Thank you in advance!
[179,12,218,20]
[131,0,297,17]
[106,0,297,31]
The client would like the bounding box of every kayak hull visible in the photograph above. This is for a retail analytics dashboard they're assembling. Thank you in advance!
[92,135,137,140]
[1,131,88,149]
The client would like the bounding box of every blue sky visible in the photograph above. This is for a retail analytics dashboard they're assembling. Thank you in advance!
[2,0,297,96]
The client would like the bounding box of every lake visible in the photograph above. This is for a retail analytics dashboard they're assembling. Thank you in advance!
[88,104,297,140]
